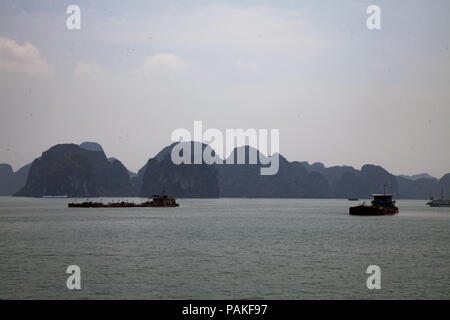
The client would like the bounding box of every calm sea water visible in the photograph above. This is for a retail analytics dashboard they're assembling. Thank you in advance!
[0,197,449,299]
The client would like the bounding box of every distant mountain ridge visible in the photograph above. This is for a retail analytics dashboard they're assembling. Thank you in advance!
[217,146,331,198]
[3,141,449,199]
[137,142,449,199]
[0,163,31,196]
[140,142,220,198]
[301,161,448,199]
[15,143,133,197]
[79,141,104,153]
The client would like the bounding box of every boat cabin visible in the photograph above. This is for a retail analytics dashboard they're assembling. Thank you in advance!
[371,194,395,207]
[150,194,178,207]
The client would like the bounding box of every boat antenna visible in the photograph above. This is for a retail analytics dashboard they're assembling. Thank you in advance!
[383,184,386,195]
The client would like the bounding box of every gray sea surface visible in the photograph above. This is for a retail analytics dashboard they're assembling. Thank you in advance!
[0,197,449,299]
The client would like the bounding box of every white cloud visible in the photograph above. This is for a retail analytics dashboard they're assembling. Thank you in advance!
[73,61,105,76]
[0,37,52,75]
[138,53,186,74]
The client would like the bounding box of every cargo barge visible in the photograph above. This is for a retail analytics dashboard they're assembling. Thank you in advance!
[68,194,179,208]
[349,193,398,216]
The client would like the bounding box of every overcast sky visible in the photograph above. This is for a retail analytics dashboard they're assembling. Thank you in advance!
[0,0,449,178]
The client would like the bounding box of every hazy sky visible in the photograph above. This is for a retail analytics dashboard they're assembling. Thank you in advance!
[0,0,449,178]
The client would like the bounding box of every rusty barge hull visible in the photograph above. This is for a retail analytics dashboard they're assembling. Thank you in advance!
[68,202,179,208]
[349,205,398,216]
